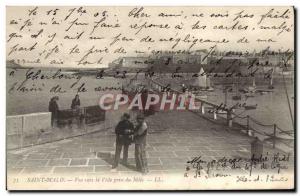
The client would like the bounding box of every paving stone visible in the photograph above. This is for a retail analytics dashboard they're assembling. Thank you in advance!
[59,147,91,153]
[63,152,96,159]
[46,153,63,159]
[160,157,187,165]
[88,158,110,166]
[187,146,211,151]
[7,167,24,174]
[53,166,94,173]
[161,164,186,170]
[7,154,24,161]
[127,158,161,165]
[33,148,57,153]
[26,153,48,159]
[22,167,53,174]
[96,152,113,159]
[148,142,174,147]
[16,159,49,167]
[154,146,189,151]
[7,160,19,168]
[85,143,114,148]
[90,147,115,152]
[174,151,202,157]
[148,165,165,171]
[199,150,221,156]
[174,142,210,147]
[112,165,136,172]
[95,165,113,172]
[148,151,176,158]
[70,158,88,166]
[47,159,70,166]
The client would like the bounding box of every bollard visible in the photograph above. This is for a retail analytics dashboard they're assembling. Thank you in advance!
[201,104,205,114]
[247,115,250,131]
[227,109,233,127]
[273,124,276,149]
[251,137,263,159]
[21,116,24,149]
[213,110,217,120]
[83,107,87,133]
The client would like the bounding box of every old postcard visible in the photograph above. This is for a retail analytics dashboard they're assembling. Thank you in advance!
[6,6,295,190]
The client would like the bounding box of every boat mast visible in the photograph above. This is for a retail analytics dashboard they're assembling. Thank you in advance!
[281,63,294,129]
[252,77,256,87]
[224,87,228,106]
[270,69,273,86]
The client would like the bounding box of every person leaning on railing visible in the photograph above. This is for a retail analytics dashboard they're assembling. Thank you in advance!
[48,96,59,127]
[71,94,84,126]
[71,94,81,110]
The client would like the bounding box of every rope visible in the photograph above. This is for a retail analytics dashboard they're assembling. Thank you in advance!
[249,127,269,136]
[276,126,294,136]
[279,131,294,136]
[248,116,274,127]
[281,70,294,129]
[232,112,248,120]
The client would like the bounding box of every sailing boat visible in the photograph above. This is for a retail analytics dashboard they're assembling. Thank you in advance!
[198,67,207,89]
[268,68,275,89]
[244,79,257,110]
[196,67,214,92]
[206,77,214,91]
[244,103,257,110]
[232,78,241,100]
[248,77,256,93]
[243,74,257,109]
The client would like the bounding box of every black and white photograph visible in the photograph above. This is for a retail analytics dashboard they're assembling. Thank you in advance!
[5,5,295,190]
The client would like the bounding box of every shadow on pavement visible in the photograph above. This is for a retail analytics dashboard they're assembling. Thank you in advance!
[96,152,139,172]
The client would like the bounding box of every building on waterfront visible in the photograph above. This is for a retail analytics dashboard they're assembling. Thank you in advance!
[108,56,152,70]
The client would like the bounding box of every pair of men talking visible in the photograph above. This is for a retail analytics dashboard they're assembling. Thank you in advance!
[112,113,149,174]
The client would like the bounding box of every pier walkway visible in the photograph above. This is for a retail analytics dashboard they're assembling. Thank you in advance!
[7,110,293,176]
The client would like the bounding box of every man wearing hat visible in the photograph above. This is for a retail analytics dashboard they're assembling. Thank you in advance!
[48,96,59,127]
[112,113,134,171]
[134,113,149,174]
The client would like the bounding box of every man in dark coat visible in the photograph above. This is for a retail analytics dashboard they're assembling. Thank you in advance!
[134,113,149,174]
[71,94,80,110]
[112,113,134,171]
[71,94,83,126]
[48,96,59,127]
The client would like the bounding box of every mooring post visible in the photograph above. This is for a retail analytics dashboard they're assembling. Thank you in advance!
[228,109,233,127]
[21,116,24,149]
[83,107,87,133]
[201,104,205,114]
[273,124,276,149]
[213,110,217,120]
[247,115,250,131]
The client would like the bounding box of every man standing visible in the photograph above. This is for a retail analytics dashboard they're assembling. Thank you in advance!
[112,113,134,171]
[48,96,59,127]
[134,113,149,174]
[71,94,83,126]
